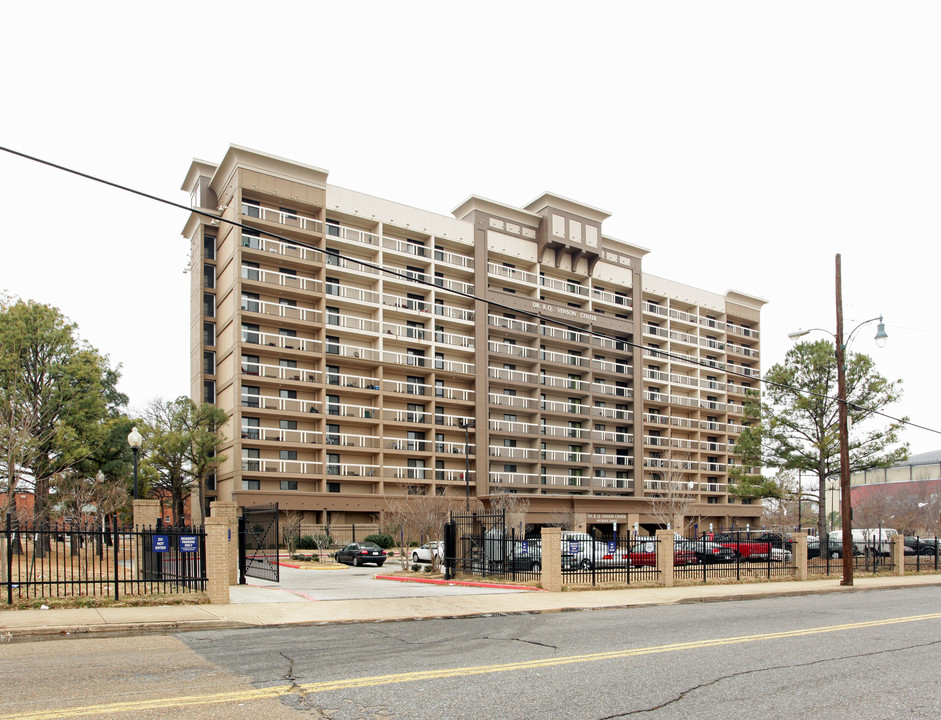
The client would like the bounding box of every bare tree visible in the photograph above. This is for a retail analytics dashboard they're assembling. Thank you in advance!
[281,510,304,554]
[646,453,698,535]
[488,492,531,537]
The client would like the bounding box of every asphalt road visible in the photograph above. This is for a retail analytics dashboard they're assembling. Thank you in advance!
[2,587,941,719]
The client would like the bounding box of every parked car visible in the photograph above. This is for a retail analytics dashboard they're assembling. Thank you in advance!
[703,532,771,561]
[675,539,737,564]
[628,540,698,567]
[335,542,387,566]
[412,541,444,563]
[769,547,793,562]
[830,529,899,557]
[904,537,939,556]
[807,534,860,559]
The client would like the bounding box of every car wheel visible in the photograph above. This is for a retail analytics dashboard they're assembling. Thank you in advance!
[579,558,593,570]
[353,556,361,566]
[532,562,541,571]
[412,552,420,562]
[376,561,385,567]
[829,550,841,559]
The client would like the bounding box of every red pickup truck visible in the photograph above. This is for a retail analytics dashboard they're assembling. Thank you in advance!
[701,532,771,561]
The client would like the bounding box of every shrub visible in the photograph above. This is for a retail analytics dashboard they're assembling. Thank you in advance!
[364,533,394,549]
[297,534,332,550]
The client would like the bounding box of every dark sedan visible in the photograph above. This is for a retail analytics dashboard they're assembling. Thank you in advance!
[676,539,737,564]
[334,542,387,566]
[904,536,940,556]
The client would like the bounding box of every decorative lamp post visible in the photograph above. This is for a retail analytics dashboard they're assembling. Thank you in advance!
[458,419,475,511]
[788,253,887,586]
[127,426,142,500]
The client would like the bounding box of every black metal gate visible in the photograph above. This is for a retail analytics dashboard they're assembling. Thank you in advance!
[239,503,279,583]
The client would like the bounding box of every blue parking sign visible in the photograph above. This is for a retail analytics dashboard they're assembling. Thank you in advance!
[179,535,198,553]
[607,541,616,552]
[152,535,170,552]
[519,541,529,555]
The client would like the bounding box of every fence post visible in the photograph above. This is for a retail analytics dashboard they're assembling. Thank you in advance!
[792,532,808,581]
[540,526,562,592]
[210,501,240,585]
[113,517,121,601]
[133,499,161,530]
[3,513,10,605]
[891,534,905,576]
[205,518,232,604]
[656,529,675,588]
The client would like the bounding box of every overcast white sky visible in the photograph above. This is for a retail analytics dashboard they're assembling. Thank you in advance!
[2,2,939,455]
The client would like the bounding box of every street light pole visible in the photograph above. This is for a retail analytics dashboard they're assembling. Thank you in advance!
[788,253,888,587]
[834,254,854,585]
[127,426,142,500]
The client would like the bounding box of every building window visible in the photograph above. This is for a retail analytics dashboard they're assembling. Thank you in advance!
[242,228,261,248]
[241,262,260,281]
[203,381,215,404]
[203,322,215,346]
[204,235,216,260]
[326,219,340,237]
[279,450,297,461]
[241,323,260,345]
[280,480,298,491]
[242,447,260,472]
[242,386,260,408]
[242,479,260,491]
[243,417,260,440]
[327,482,341,493]
[203,293,215,317]
[204,351,215,375]
[241,292,260,313]
[203,264,215,289]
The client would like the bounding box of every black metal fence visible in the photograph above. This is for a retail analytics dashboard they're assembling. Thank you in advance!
[808,535,941,576]
[2,515,206,604]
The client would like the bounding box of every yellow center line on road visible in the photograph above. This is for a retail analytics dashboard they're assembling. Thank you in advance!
[5,611,941,720]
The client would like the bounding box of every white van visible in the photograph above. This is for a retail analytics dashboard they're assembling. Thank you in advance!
[829,528,898,556]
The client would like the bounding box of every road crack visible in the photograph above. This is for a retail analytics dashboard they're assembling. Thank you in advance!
[600,638,941,718]
[280,651,335,717]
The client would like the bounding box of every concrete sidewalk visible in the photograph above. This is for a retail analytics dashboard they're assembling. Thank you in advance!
[2,574,940,643]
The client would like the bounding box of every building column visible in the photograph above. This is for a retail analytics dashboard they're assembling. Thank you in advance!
[656,529,675,588]
[540,526,562,592]
[211,501,240,585]
[133,499,161,529]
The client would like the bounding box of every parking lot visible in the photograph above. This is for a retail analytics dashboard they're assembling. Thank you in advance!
[229,562,529,603]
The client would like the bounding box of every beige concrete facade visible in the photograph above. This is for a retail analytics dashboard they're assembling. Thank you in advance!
[182,145,765,536]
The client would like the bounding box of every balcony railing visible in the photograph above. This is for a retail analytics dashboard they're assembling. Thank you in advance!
[540,349,590,368]
[489,393,540,410]
[241,426,322,444]
[242,330,321,354]
[241,459,323,474]
[541,375,590,392]
[325,371,381,390]
[541,425,591,439]
[326,402,379,419]
[325,341,380,362]
[242,266,322,294]
[241,362,322,384]
[327,314,381,334]
[488,367,538,384]
[488,446,539,460]
[241,202,323,234]
[489,419,539,434]
[241,297,322,325]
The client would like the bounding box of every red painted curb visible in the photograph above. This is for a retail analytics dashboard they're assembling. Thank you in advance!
[375,575,544,591]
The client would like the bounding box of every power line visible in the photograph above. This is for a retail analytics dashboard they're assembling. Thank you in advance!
[1,143,937,439]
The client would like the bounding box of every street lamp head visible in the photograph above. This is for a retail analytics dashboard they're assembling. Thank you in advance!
[874,317,888,348]
[127,426,142,450]
[787,329,810,341]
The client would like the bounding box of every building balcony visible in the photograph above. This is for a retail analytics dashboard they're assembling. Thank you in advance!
[488,367,538,384]
[325,283,381,305]
[590,406,632,421]
[489,393,540,410]
[241,362,322,384]
[242,459,323,474]
[592,430,632,444]
[488,446,539,460]
[326,371,381,390]
[325,433,381,449]
[489,419,539,435]
[241,426,323,444]
[325,341,379,362]
[326,463,380,477]
[241,201,323,235]
[541,374,591,392]
[489,341,539,360]
[326,402,379,420]
[540,349,590,368]
[242,266,323,295]
[488,314,538,334]
[327,314,381,334]
[541,425,591,439]
[241,394,322,414]
[590,358,632,376]
[241,298,322,325]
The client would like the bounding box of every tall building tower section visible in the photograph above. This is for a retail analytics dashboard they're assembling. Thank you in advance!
[183,146,765,534]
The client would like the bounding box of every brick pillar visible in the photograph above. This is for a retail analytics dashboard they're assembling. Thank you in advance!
[210,501,240,584]
[133,499,161,529]
[656,529,675,588]
[891,534,905,576]
[205,518,232,604]
[792,532,808,581]
[540,526,562,592]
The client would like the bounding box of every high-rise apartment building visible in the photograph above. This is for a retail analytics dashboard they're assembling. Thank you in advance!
[183,146,765,535]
